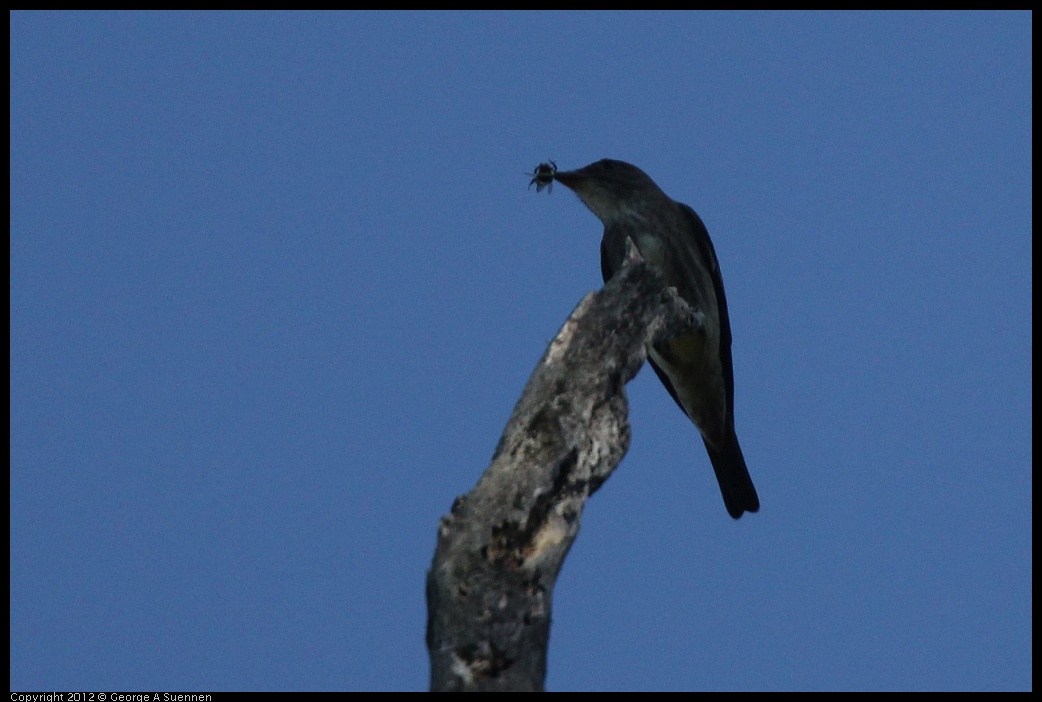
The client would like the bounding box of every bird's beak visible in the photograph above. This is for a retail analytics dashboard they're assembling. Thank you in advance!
[551,169,583,191]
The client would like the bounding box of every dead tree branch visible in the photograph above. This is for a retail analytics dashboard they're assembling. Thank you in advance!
[426,247,699,691]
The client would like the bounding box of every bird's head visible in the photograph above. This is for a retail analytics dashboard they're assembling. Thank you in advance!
[552,159,669,226]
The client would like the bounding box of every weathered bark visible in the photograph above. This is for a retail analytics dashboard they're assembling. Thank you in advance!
[426,250,699,691]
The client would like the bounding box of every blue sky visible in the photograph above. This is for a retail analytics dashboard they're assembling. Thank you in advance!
[10,11,1031,692]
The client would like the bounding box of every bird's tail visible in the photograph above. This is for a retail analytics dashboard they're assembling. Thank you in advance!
[704,427,759,519]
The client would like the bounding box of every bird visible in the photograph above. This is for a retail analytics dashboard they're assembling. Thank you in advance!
[549,159,759,519]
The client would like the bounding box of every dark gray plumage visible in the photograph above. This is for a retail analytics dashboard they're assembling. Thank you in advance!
[552,159,759,519]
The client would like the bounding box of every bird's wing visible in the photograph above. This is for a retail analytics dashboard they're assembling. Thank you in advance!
[676,202,735,414]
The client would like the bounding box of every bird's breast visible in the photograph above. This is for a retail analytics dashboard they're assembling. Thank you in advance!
[635,233,668,270]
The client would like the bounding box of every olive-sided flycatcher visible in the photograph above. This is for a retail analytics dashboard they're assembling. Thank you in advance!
[551,159,759,519]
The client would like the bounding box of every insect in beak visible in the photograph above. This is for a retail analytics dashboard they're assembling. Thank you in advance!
[528,160,557,193]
